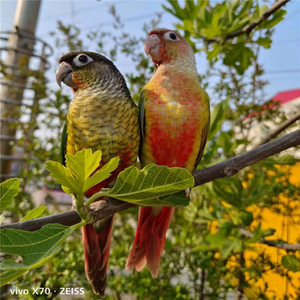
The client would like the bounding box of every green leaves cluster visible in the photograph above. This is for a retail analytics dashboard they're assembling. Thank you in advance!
[46,149,194,212]
[0,150,194,287]
[163,0,286,74]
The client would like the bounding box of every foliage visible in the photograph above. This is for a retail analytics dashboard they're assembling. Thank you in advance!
[46,149,193,209]
[0,150,193,287]
[1,1,299,300]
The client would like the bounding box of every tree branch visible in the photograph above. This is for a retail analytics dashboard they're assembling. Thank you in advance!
[1,130,299,232]
[239,228,300,251]
[256,111,300,146]
[193,129,300,187]
[207,0,290,44]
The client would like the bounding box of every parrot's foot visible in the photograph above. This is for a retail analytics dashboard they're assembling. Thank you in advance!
[185,188,191,197]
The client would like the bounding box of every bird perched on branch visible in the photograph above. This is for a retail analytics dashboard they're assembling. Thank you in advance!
[126,28,210,277]
[56,51,140,296]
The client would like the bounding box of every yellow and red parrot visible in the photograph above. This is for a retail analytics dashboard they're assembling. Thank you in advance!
[126,28,210,277]
[56,51,140,296]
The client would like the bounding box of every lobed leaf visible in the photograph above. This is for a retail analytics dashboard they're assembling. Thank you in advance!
[45,161,79,194]
[0,224,75,286]
[65,148,102,182]
[83,156,120,192]
[101,164,194,207]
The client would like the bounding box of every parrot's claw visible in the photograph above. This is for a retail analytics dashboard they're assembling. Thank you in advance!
[185,188,191,198]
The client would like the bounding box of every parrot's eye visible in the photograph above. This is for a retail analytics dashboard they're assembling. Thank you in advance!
[164,31,180,41]
[73,54,93,67]
[79,55,88,63]
[169,33,177,40]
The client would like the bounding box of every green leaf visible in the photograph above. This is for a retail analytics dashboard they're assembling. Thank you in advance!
[163,0,187,20]
[158,191,190,207]
[65,148,101,182]
[0,224,75,285]
[282,255,300,272]
[207,43,221,61]
[256,37,272,49]
[210,177,244,209]
[196,204,219,223]
[260,228,276,238]
[83,157,120,192]
[239,211,253,226]
[46,149,120,197]
[220,238,242,257]
[219,221,234,237]
[101,164,194,207]
[223,43,254,75]
[0,269,28,287]
[205,233,242,257]
[260,155,297,166]
[206,232,228,246]
[208,97,229,140]
[45,161,79,194]
[21,206,47,221]
[261,9,286,29]
[0,178,20,211]
[217,132,232,155]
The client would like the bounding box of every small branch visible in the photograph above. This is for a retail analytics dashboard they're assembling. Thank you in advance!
[0,210,81,231]
[193,129,300,187]
[240,228,300,251]
[256,111,300,146]
[207,0,290,44]
[1,130,299,232]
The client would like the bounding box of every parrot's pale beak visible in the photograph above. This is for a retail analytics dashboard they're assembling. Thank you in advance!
[56,62,78,89]
[144,34,163,65]
[144,34,161,56]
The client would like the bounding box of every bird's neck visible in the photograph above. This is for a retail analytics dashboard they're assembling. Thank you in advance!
[154,55,198,77]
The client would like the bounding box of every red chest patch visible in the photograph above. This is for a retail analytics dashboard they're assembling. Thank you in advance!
[148,117,198,168]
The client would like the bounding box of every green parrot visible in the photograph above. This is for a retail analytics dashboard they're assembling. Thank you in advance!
[56,51,140,296]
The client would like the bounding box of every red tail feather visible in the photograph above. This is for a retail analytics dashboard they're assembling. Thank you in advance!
[126,206,174,277]
[82,216,114,296]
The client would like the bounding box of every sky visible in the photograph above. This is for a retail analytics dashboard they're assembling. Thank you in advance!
[0,0,300,101]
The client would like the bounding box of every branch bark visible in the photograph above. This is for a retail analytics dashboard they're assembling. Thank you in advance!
[207,0,290,44]
[1,129,299,232]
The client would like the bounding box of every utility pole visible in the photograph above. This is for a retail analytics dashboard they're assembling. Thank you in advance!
[0,0,48,181]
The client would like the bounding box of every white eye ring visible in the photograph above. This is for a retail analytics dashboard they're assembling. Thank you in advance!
[73,54,93,67]
[164,31,180,41]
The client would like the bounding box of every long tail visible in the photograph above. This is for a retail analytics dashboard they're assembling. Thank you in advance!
[82,216,114,297]
[126,206,174,277]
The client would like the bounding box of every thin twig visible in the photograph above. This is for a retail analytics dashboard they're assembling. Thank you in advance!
[1,130,299,232]
[207,0,290,44]
[193,129,300,187]
[239,228,300,251]
[257,111,300,146]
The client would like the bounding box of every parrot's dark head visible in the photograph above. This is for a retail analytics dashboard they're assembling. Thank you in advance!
[56,51,122,92]
[144,28,195,69]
